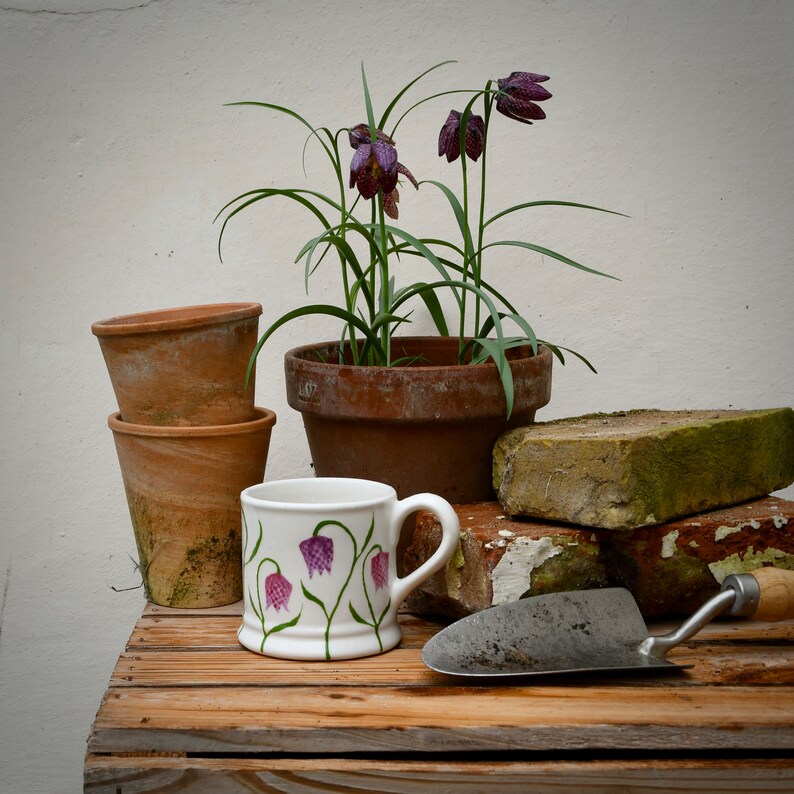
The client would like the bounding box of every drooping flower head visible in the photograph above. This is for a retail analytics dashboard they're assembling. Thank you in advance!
[370,550,389,591]
[300,535,334,578]
[438,110,485,163]
[264,572,292,612]
[495,72,552,124]
[348,123,418,219]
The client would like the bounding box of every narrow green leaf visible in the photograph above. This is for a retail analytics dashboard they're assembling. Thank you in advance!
[268,609,303,634]
[484,200,629,230]
[390,244,520,316]
[407,283,450,336]
[480,240,620,280]
[362,224,462,309]
[503,313,538,355]
[371,311,411,332]
[301,582,327,612]
[390,278,509,385]
[538,340,598,373]
[225,101,337,164]
[470,336,536,364]
[422,180,475,264]
[249,587,262,621]
[472,336,514,418]
[216,188,338,263]
[245,304,387,388]
[389,88,492,138]
[378,60,457,129]
[361,63,378,142]
[245,520,264,566]
[349,601,372,626]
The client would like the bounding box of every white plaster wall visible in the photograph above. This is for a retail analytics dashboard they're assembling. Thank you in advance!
[0,0,791,790]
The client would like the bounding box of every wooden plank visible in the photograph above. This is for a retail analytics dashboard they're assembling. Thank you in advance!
[109,643,794,688]
[84,756,794,793]
[126,611,442,650]
[127,616,243,650]
[88,684,794,755]
[126,612,794,651]
[111,648,446,686]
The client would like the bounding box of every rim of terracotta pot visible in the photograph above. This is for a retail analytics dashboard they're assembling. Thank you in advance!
[92,302,263,337]
[284,336,549,372]
[284,337,553,422]
[108,406,276,437]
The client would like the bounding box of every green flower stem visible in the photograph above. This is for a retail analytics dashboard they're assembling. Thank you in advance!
[459,134,470,359]
[474,87,494,337]
[333,131,356,358]
[307,518,374,660]
[376,194,391,364]
[360,544,387,652]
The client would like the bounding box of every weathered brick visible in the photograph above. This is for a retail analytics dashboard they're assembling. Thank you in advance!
[404,497,794,619]
[493,408,794,530]
[602,495,794,616]
[403,502,608,618]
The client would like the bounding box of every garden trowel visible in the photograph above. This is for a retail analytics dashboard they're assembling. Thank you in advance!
[422,567,794,678]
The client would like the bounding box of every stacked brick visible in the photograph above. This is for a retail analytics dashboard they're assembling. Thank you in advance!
[405,408,794,618]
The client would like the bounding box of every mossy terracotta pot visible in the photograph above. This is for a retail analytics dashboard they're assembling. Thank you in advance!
[284,337,553,503]
[92,302,262,426]
[109,407,277,608]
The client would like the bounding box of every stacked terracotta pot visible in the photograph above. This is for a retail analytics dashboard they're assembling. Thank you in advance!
[92,303,276,608]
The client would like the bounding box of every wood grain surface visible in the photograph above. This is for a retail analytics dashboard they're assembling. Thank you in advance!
[85,601,794,792]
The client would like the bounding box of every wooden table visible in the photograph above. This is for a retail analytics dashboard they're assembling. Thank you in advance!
[84,601,794,792]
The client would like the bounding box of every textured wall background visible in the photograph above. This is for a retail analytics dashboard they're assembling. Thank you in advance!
[1,1,792,790]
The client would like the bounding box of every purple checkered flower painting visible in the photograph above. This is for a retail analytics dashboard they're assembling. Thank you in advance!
[264,572,292,612]
[370,551,389,591]
[300,535,334,578]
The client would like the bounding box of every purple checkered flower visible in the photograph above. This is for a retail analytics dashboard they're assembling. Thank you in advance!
[300,535,334,578]
[264,572,292,612]
[370,550,389,591]
[348,122,418,219]
[438,110,485,163]
[495,71,552,125]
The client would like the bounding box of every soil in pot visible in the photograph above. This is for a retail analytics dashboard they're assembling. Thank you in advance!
[93,302,262,426]
[109,407,276,607]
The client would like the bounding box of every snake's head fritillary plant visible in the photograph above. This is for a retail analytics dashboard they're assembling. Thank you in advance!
[219,62,620,414]
[300,535,334,578]
[264,572,292,612]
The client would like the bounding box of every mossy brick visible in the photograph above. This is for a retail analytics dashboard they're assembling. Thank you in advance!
[601,495,794,617]
[493,408,794,530]
[403,502,608,619]
[403,497,794,620]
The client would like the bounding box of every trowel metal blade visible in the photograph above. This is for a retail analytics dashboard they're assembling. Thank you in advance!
[422,588,690,678]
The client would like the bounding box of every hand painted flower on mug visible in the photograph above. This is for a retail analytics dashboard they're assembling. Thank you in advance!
[264,572,292,612]
[370,550,389,591]
[495,71,552,124]
[300,535,334,577]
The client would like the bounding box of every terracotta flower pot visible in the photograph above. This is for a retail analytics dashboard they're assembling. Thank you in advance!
[109,407,277,608]
[92,302,262,426]
[284,337,552,503]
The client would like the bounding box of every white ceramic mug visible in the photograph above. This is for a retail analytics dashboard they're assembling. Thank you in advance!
[238,477,460,660]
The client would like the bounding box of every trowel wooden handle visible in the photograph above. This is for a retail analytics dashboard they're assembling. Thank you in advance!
[748,567,794,622]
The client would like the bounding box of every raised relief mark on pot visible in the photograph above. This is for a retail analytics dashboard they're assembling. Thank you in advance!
[297,380,320,405]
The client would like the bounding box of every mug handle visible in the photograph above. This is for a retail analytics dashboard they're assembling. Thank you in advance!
[389,493,460,607]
